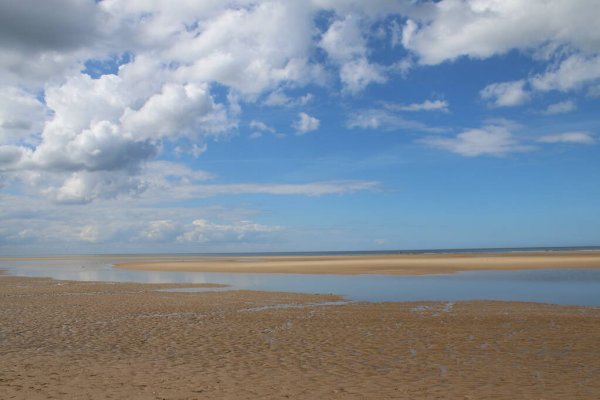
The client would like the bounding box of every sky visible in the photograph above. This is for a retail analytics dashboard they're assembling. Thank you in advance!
[0,0,599,255]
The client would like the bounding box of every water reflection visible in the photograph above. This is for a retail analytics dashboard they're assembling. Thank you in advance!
[1,259,600,306]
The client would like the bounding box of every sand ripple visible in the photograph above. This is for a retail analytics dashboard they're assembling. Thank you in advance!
[1,275,599,399]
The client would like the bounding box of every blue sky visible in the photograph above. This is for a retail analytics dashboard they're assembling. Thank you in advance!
[0,1,599,254]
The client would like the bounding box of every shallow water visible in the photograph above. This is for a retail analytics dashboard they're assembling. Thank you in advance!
[1,259,600,306]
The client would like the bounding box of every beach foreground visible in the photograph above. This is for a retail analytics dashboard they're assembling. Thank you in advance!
[2,274,599,399]
[112,251,600,275]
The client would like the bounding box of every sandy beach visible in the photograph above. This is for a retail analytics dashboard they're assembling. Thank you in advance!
[107,251,600,275]
[1,273,599,399]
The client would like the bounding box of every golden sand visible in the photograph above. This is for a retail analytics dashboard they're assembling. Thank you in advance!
[1,274,599,399]
[110,251,600,275]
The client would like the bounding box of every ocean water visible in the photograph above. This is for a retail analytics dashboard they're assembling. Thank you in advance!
[7,245,600,258]
[1,258,600,306]
[85,245,600,258]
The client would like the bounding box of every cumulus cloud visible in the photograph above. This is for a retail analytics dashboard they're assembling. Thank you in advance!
[164,1,323,96]
[35,121,157,172]
[339,58,387,93]
[0,0,107,86]
[480,80,530,107]
[42,170,148,204]
[0,87,47,145]
[402,0,600,65]
[3,1,412,203]
[121,83,233,138]
[293,112,320,135]
[320,14,387,92]
[0,61,233,202]
[320,14,366,62]
[403,1,600,102]
[537,132,596,145]
[421,124,532,157]
[0,0,102,53]
[0,145,32,169]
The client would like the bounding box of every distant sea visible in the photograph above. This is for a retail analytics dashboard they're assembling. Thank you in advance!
[92,246,600,258]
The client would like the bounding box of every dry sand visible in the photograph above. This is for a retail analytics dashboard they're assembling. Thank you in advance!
[110,251,600,275]
[2,273,600,399]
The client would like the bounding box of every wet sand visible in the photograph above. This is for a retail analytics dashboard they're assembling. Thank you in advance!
[2,273,599,399]
[111,251,600,275]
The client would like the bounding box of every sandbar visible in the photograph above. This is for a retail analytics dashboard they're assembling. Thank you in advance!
[103,250,600,275]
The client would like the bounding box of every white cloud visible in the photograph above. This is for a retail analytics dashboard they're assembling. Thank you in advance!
[402,0,600,65]
[139,220,180,242]
[293,112,320,134]
[263,89,313,107]
[79,225,104,243]
[248,120,285,139]
[0,0,107,87]
[165,1,324,96]
[143,161,214,183]
[0,0,102,52]
[403,0,600,104]
[480,80,530,107]
[482,54,600,105]
[537,132,595,145]
[117,178,379,203]
[0,60,234,202]
[320,14,366,62]
[43,159,379,203]
[4,1,411,203]
[174,143,208,158]
[346,109,445,133]
[32,120,157,172]
[0,87,47,145]
[390,57,414,77]
[421,124,531,157]
[0,190,283,249]
[0,145,32,169]
[177,219,281,244]
[339,58,387,93]
[42,170,148,204]
[121,83,233,139]
[186,181,379,197]
[541,100,577,115]
[385,99,449,112]
[249,120,276,134]
[319,15,387,93]
[530,54,600,92]
[0,1,431,205]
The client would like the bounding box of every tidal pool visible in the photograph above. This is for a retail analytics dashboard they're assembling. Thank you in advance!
[1,259,600,306]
